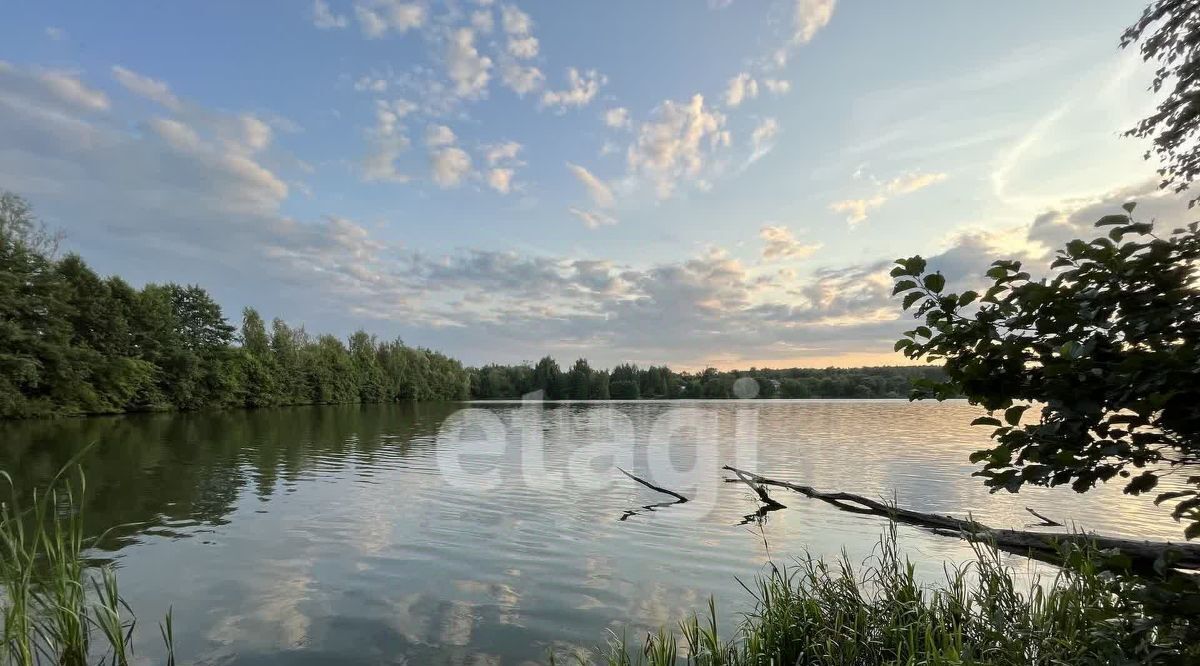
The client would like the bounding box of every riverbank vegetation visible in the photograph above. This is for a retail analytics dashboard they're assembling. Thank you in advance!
[469,359,947,400]
[0,192,469,419]
[553,524,1199,665]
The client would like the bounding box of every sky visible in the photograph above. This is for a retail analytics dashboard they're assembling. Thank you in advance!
[0,0,1190,370]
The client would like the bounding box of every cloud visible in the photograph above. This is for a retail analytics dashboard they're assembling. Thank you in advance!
[484,141,522,165]
[829,169,947,225]
[566,162,614,207]
[508,36,539,59]
[486,167,514,194]
[111,65,182,111]
[500,4,532,35]
[353,76,388,93]
[886,170,948,194]
[569,207,618,229]
[36,70,110,111]
[446,28,492,98]
[540,68,605,111]
[45,26,66,41]
[762,78,790,94]
[362,98,415,183]
[750,117,779,156]
[312,0,348,29]
[424,123,457,147]
[626,93,729,198]
[430,146,472,187]
[604,107,630,129]
[354,0,425,38]
[760,225,820,261]
[793,0,836,45]
[499,58,544,96]
[470,9,494,32]
[724,73,758,107]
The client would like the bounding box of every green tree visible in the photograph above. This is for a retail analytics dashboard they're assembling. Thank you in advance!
[893,205,1200,538]
[1122,0,1200,203]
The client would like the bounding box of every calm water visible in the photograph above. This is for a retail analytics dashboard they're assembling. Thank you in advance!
[0,401,1185,665]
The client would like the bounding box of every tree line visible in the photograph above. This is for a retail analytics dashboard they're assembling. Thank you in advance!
[0,192,469,418]
[468,358,948,400]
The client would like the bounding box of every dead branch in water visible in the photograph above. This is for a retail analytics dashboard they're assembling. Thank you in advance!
[618,467,688,503]
[721,465,1200,572]
[726,467,786,510]
[1025,506,1063,527]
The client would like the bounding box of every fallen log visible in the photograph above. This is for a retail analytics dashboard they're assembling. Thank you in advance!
[726,467,786,510]
[722,465,1200,572]
[618,467,688,503]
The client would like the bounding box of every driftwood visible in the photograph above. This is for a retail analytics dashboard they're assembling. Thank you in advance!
[722,465,1200,572]
[617,468,688,522]
[618,467,688,503]
[1025,507,1062,527]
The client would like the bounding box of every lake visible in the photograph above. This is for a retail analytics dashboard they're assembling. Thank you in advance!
[0,400,1184,665]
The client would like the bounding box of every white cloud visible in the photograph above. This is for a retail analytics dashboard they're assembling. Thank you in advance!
[38,70,110,111]
[499,58,544,96]
[111,65,182,111]
[886,170,948,195]
[486,167,514,193]
[500,4,532,35]
[569,207,618,229]
[45,26,66,41]
[793,0,835,44]
[828,195,885,226]
[363,99,415,183]
[470,9,494,32]
[485,140,522,165]
[763,78,791,95]
[353,76,388,93]
[828,169,946,225]
[354,0,425,38]
[749,117,779,162]
[566,162,614,208]
[724,73,758,107]
[424,123,457,147]
[540,68,605,111]
[760,225,820,261]
[507,36,539,59]
[446,28,492,98]
[312,0,348,29]
[604,107,630,129]
[626,94,728,198]
[430,146,472,187]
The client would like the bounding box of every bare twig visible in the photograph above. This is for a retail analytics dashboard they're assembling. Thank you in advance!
[1025,506,1063,527]
[617,467,688,503]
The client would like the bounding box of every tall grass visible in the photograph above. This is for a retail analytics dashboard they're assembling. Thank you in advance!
[554,522,1200,665]
[0,451,172,666]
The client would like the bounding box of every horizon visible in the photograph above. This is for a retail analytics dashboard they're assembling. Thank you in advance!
[2,1,1194,370]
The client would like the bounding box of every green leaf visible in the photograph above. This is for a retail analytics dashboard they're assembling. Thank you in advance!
[1094,214,1129,227]
[902,292,924,309]
[958,291,978,307]
[1125,471,1159,495]
[971,416,1002,427]
[1155,490,1196,505]
[1121,201,1136,213]
[889,265,908,278]
[892,280,918,295]
[894,339,912,352]
[1004,405,1028,426]
[923,273,945,294]
[1186,521,1200,540]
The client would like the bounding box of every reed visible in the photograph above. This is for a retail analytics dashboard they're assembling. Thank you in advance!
[0,450,171,666]
[553,522,1199,665]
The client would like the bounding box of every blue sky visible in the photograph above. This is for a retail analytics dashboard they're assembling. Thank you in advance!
[0,0,1187,369]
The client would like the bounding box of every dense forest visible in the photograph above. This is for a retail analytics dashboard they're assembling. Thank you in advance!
[468,358,948,400]
[0,192,470,418]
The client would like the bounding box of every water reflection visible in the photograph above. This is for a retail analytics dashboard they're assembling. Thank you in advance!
[0,401,1185,665]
